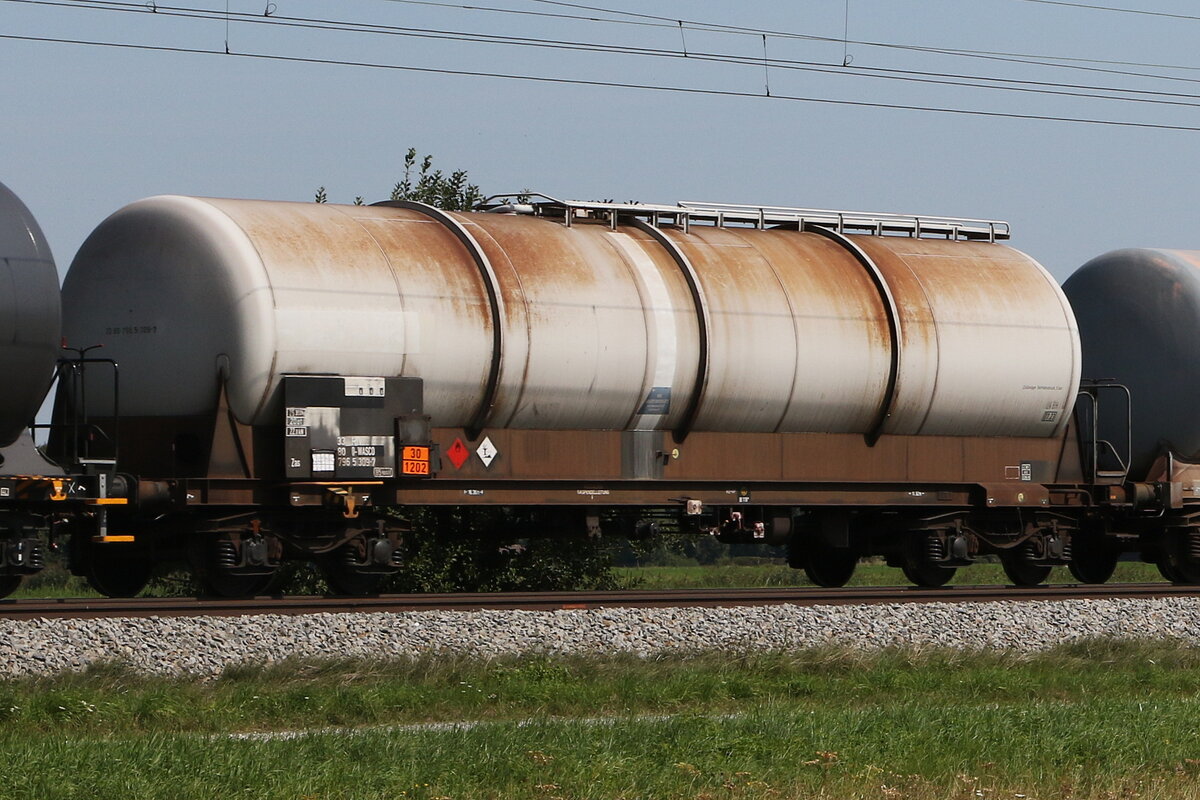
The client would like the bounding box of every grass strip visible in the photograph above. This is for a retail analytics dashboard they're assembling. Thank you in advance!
[2,640,1200,798]
[6,699,1200,799]
[3,639,1199,735]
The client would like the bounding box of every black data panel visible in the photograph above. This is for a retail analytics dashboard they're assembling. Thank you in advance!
[283,376,429,480]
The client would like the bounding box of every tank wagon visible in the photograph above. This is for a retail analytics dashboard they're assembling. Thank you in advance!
[1064,249,1200,582]
[0,180,119,596]
[4,186,1199,597]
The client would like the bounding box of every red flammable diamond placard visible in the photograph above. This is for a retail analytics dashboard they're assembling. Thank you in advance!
[446,437,470,470]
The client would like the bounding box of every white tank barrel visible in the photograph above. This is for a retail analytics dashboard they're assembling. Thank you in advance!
[61,196,1079,441]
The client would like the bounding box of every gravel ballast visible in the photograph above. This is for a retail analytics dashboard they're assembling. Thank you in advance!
[3,597,1199,678]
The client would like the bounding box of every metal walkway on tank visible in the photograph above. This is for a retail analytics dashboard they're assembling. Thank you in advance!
[483,193,1010,242]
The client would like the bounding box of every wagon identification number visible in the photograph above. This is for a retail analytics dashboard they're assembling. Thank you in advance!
[104,325,158,336]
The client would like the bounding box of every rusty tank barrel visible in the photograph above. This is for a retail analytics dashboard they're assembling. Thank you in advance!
[60,196,1080,441]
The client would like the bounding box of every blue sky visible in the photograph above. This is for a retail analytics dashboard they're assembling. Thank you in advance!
[3,0,1198,281]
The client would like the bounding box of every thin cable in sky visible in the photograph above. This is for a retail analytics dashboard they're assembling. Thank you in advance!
[4,32,1200,132]
[373,0,679,33]
[371,0,1200,83]
[1014,0,1200,21]
[25,0,1198,88]
[15,0,1200,108]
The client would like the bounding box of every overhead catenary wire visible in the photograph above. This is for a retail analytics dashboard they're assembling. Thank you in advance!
[5,31,1200,132]
[374,0,1200,78]
[26,0,1195,90]
[13,0,1200,111]
[525,0,1200,44]
[1014,0,1200,21]
[386,0,1200,84]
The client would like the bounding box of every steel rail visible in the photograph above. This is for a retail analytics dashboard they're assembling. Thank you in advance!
[0,583,1196,620]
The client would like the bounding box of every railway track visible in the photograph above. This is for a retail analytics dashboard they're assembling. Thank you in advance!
[1,582,1196,620]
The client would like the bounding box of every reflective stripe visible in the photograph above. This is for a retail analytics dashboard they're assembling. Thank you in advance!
[610,234,678,431]
[630,220,709,444]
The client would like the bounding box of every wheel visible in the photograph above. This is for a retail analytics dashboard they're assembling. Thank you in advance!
[321,560,388,596]
[87,558,152,597]
[320,542,394,596]
[84,544,152,597]
[901,561,956,588]
[1156,532,1200,584]
[1000,552,1052,587]
[900,533,956,587]
[1157,557,1183,583]
[188,534,280,598]
[319,535,400,596]
[0,574,21,599]
[792,513,858,588]
[1156,551,1200,583]
[1068,535,1119,584]
[803,548,858,588]
[201,569,278,598]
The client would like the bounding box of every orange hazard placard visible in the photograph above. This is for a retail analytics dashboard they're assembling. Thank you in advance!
[401,445,431,476]
[402,446,430,462]
[402,460,430,476]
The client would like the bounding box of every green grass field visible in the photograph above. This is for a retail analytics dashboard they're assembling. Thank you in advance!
[3,642,1200,799]
[614,559,1166,590]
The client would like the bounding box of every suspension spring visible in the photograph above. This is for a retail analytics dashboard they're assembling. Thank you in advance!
[28,542,44,570]
[1061,537,1072,564]
[925,534,946,562]
[215,540,238,569]
[1188,529,1200,562]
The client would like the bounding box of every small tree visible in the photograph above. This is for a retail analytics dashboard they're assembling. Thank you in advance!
[316,148,484,210]
[390,147,484,210]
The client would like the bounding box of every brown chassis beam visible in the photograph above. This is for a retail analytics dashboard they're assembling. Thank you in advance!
[162,477,1094,511]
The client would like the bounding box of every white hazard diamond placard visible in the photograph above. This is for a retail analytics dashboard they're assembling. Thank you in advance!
[476,436,498,468]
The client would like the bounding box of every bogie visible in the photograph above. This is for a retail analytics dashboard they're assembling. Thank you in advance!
[187,531,282,599]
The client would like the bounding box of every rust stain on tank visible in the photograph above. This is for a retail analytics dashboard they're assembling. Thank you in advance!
[361,207,492,327]
[461,214,621,323]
